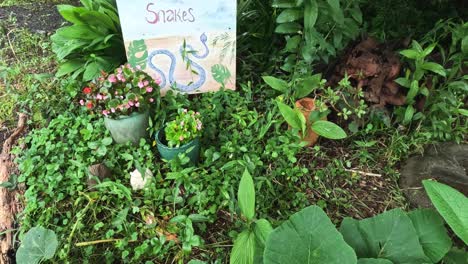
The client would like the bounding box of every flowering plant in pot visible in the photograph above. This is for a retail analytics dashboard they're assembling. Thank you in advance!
[156,109,203,164]
[80,63,161,144]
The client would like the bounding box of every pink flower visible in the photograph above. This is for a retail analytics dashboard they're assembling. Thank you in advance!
[111,108,116,113]
[102,110,109,116]
[126,64,131,68]
[146,87,153,93]
[115,91,119,95]
[117,73,123,81]
[135,102,140,107]
[108,74,117,83]
[136,65,141,70]
[143,80,149,86]
[183,109,188,113]
[149,98,154,103]
[128,100,134,106]
[79,99,85,106]
[117,68,123,74]
[179,136,184,141]
[96,94,103,100]
[155,77,162,85]
[138,81,144,88]
[121,78,126,82]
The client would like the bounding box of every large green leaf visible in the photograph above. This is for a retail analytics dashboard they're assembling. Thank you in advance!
[310,120,347,139]
[264,206,357,264]
[230,230,257,264]
[276,101,306,135]
[238,169,255,221]
[275,22,302,34]
[276,8,303,23]
[211,64,231,86]
[358,259,393,264]
[254,219,273,263]
[408,209,452,262]
[339,208,431,263]
[423,180,468,245]
[262,76,289,93]
[16,227,58,264]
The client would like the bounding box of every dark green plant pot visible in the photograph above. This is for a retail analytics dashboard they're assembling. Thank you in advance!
[156,129,200,164]
[104,111,149,145]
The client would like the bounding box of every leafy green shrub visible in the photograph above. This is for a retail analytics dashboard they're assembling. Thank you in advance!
[272,0,362,71]
[52,0,125,81]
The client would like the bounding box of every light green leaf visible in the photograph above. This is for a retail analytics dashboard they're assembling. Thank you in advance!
[264,206,357,264]
[275,22,302,34]
[238,169,255,221]
[230,230,256,264]
[406,80,419,103]
[408,209,452,262]
[339,208,431,263]
[83,61,101,81]
[254,219,273,246]
[421,62,446,77]
[277,8,303,23]
[400,49,420,60]
[127,39,148,70]
[276,101,304,131]
[263,76,289,93]
[310,120,347,140]
[423,180,468,245]
[326,0,344,25]
[458,109,468,116]
[16,227,58,264]
[395,77,410,88]
[403,105,415,125]
[56,59,85,77]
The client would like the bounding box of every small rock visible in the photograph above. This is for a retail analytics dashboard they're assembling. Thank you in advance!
[87,163,112,188]
[130,168,153,191]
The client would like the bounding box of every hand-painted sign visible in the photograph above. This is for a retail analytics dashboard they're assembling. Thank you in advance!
[116,0,237,94]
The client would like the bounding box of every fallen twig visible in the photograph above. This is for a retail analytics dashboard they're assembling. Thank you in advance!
[345,168,382,177]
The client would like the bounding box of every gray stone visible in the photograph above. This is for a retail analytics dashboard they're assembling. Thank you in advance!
[399,143,468,208]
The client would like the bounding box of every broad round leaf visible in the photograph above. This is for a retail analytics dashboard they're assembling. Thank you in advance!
[339,209,430,264]
[264,206,357,264]
[16,227,58,264]
[238,169,255,220]
[423,180,468,245]
[310,120,347,139]
[408,209,452,262]
[358,259,393,264]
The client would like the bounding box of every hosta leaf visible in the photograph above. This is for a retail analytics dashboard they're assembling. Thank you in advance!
[264,206,357,264]
[238,169,255,220]
[339,208,431,264]
[423,180,468,245]
[310,120,347,139]
[16,227,58,264]
[408,209,452,262]
[230,230,256,264]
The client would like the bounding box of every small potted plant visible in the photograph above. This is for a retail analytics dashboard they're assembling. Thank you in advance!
[156,108,202,164]
[80,64,161,144]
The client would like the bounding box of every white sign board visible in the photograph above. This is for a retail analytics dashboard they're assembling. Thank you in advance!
[116,0,237,94]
